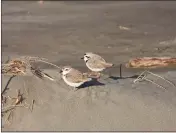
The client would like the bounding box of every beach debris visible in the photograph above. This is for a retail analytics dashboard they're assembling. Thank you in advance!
[2,89,28,112]
[126,57,176,68]
[119,26,131,31]
[1,56,60,81]
[1,56,62,126]
[2,89,31,126]
[4,108,14,126]
[2,59,27,76]
[30,100,35,112]
[133,70,167,90]
[30,66,55,81]
[11,89,24,105]
[2,95,7,107]
[126,57,176,89]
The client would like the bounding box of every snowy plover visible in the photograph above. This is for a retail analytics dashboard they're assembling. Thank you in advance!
[60,66,92,90]
[81,52,114,78]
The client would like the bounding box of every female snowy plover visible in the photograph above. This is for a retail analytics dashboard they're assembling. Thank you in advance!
[60,66,92,90]
[81,52,114,77]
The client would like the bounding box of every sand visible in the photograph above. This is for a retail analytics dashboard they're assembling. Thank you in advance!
[1,1,176,131]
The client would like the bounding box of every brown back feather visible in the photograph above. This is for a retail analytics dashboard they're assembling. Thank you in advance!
[65,68,90,83]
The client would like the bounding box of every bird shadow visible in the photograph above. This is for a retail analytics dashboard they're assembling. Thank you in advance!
[78,78,105,89]
[77,74,140,89]
[108,74,140,80]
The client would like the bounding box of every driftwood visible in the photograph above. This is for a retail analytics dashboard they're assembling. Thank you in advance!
[125,57,176,90]
[126,57,176,68]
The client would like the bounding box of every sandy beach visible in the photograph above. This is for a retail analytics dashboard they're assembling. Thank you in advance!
[2,1,176,131]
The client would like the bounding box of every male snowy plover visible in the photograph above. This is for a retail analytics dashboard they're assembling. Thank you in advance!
[60,66,92,91]
[81,52,114,78]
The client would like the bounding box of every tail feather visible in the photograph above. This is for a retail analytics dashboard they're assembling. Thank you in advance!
[104,62,114,68]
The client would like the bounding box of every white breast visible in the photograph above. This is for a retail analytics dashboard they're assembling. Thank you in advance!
[62,75,84,88]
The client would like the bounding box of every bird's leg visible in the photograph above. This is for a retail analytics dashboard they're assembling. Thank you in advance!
[87,69,92,75]
[100,73,108,79]
[73,87,78,92]
[87,71,101,79]
[86,70,93,78]
[96,72,101,79]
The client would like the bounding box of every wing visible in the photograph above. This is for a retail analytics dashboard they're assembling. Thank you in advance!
[66,69,89,83]
[87,58,112,69]
[93,54,106,62]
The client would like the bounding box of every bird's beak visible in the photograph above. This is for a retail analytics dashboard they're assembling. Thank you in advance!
[81,57,84,59]
[60,70,63,73]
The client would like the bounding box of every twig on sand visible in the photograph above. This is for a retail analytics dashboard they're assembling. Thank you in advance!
[2,89,32,126]
[19,56,61,70]
[4,108,14,126]
[30,100,35,112]
[126,57,176,89]
[2,89,28,112]
[1,76,16,96]
[2,89,26,109]
[1,56,58,126]
[1,56,60,81]
[30,66,55,81]
[2,104,28,113]
[2,95,7,107]
[2,102,30,127]
[133,71,167,90]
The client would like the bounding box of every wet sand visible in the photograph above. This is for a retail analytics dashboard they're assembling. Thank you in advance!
[2,1,176,131]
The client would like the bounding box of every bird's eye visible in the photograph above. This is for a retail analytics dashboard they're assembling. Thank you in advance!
[65,68,69,71]
[85,56,90,58]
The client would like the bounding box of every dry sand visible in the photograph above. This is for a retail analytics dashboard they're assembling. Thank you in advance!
[1,1,176,131]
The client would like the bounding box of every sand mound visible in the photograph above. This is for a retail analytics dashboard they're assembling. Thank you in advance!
[2,69,176,131]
